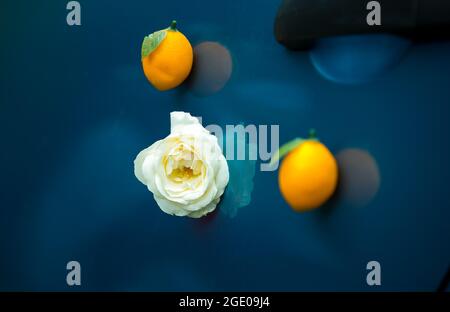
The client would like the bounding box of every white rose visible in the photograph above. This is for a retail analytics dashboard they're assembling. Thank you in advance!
[134,111,229,218]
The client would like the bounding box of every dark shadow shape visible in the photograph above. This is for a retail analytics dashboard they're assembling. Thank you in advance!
[274,0,450,51]
[437,264,450,292]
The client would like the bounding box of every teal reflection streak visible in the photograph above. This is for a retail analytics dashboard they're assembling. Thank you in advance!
[219,133,257,218]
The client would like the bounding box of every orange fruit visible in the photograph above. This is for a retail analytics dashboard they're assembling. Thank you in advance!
[277,131,338,211]
[141,20,193,91]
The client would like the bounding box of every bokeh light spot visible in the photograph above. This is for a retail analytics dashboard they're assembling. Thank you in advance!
[336,148,381,207]
[187,41,232,96]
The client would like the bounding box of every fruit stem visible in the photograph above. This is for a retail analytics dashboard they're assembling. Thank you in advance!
[308,128,317,139]
[169,20,177,31]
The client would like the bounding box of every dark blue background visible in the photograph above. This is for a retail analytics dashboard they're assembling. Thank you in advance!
[1,0,449,291]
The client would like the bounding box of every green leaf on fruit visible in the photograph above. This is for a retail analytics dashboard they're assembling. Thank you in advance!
[141,29,167,59]
[269,138,304,167]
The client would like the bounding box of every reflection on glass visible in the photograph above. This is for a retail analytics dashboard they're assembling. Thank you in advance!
[310,34,411,84]
[188,41,232,96]
[219,132,256,218]
[336,148,381,207]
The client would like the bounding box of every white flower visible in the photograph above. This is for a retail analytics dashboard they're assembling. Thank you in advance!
[134,111,229,218]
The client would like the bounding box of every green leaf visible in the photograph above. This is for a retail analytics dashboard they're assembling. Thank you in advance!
[141,29,167,59]
[269,138,305,167]
[269,129,320,169]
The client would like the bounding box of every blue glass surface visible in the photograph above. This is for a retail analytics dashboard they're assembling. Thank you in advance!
[310,34,412,84]
[0,0,449,291]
